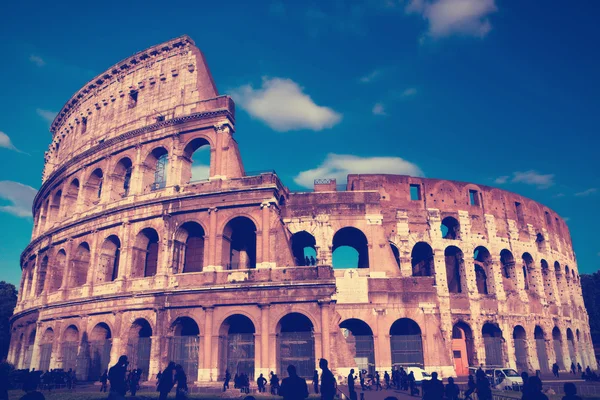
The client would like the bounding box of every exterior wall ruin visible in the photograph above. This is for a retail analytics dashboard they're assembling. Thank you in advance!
[9,35,595,383]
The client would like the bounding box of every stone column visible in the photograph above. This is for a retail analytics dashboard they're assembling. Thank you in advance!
[258,202,273,268]
[30,322,44,371]
[200,307,214,381]
[375,308,391,371]
[109,312,124,367]
[320,301,331,362]
[206,208,219,270]
[213,125,223,179]
[259,304,270,377]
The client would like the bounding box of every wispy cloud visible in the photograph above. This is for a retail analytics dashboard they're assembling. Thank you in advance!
[230,77,342,132]
[29,54,46,67]
[294,153,423,188]
[0,181,37,218]
[402,88,418,97]
[405,0,498,39]
[495,170,555,189]
[359,69,383,83]
[0,131,21,152]
[372,103,387,116]
[575,188,597,197]
[553,193,566,198]
[36,108,57,125]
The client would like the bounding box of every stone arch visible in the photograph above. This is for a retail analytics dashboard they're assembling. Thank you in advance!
[39,328,54,372]
[89,323,112,381]
[182,137,212,183]
[143,147,169,191]
[84,168,104,205]
[97,235,121,283]
[174,221,206,273]
[276,312,315,378]
[389,242,401,269]
[332,226,369,269]
[513,325,528,372]
[430,181,461,206]
[218,314,256,379]
[552,327,565,370]
[22,329,36,370]
[452,321,474,375]
[541,260,554,302]
[522,252,534,291]
[35,255,49,296]
[222,216,257,270]
[291,231,317,266]
[132,228,159,278]
[169,316,200,381]
[474,246,492,295]
[49,249,67,292]
[62,325,80,373]
[566,328,577,367]
[70,242,90,287]
[110,157,133,200]
[411,242,434,277]
[127,318,153,381]
[500,249,517,293]
[340,318,375,374]
[50,190,62,223]
[390,318,423,368]
[441,216,460,240]
[63,178,80,211]
[534,326,550,373]
[445,245,466,293]
[482,323,504,367]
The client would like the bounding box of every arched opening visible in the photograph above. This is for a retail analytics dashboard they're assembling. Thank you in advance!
[536,233,545,252]
[390,242,401,269]
[390,318,423,368]
[541,260,554,303]
[219,315,256,380]
[24,258,35,299]
[50,190,62,223]
[411,242,434,277]
[84,168,103,205]
[535,326,550,373]
[35,255,48,296]
[452,322,474,376]
[69,242,90,288]
[567,328,576,367]
[174,222,206,273]
[554,262,564,301]
[127,319,152,381]
[500,249,517,293]
[39,328,54,372]
[332,227,369,269]
[89,323,112,381]
[522,253,534,291]
[445,246,465,293]
[132,228,159,278]
[183,138,211,183]
[441,216,460,239]
[63,178,79,211]
[62,325,80,373]
[22,330,36,370]
[111,157,133,200]
[49,249,67,292]
[276,313,315,378]
[169,317,200,381]
[222,217,257,270]
[144,147,169,191]
[98,236,121,283]
[37,199,49,231]
[513,326,528,372]
[474,246,492,295]
[340,319,375,375]
[553,327,565,370]
[291,231,317,266]
[482,323,504,367]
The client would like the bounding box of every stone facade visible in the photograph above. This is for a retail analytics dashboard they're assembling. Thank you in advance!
[8,36,595,383]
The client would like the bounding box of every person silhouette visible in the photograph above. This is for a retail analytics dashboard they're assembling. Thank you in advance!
[158,362,176,400]
[257,373,267,393]
[422,372,443,400]
[562,382,582,400]
[310,256,316,266]
[319,359,336,400]
[108,355,128,400]
[279,365,309,400]
[304,256,310,266]
[445,377,460,400]
[175,364,188,400]
[224,369,231,391]
[313,370,319,394]
[464,375,476,400]
[348,369,356,400]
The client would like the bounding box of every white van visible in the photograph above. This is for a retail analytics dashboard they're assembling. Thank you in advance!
[404,367,432,385]
[489,368,523,390]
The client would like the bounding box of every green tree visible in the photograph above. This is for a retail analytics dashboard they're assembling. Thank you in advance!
[0,281,17,360]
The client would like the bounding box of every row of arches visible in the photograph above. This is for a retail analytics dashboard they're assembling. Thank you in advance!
[36,139,212,235]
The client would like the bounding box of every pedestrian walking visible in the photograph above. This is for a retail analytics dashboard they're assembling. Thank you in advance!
[157,362,176,400]
[100,370,108,392]
[319,359,336,400]
[552,363,560,378]
[224,369,231,391]
[108,355,128,400]
[279,365,309,400]
[175,364,188,400]
[313,370,319,394]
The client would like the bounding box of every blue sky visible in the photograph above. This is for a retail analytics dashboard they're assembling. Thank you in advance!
[0,0,599,286]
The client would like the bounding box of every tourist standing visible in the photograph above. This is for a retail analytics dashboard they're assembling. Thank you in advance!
[224,369,231,391]
[100,370,108,392]
[319,359,336,400]
[108,355,128,400]
[348,369,357,400]
[407,371,417,396]
[257,373,267,393]
[552,363,560,378]
[384,371,390,389]
[313,370,319,394]
[522,377,548,400]
[562,382,582,400]
[422,372,443,400]
[279,365,309,400]
[157,362,176,400]
[464,375,476,400]
[175,364,188,400]
[444,377,460,400]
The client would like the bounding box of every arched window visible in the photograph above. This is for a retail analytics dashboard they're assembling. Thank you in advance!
[522,253,534,291]
[127,319,152,381]
[143,147,169,191]
[84,168,103,205]
[70,242,90,287]
[174,222,205,273]
[567,328,577,366]
[182,138,211,183]
[111,158,133,200]
[332,227,369,269]
[390,242,401,269]
[222,217,257,269]
[49,249,67,292]
[513,326,528,371]
[169,317,200,381]
[98,235,121,283]
[219,314,256,380]
[132,228,159,278]
[541,260,555,303]
[50,190,62,222]
[35,255,48,296]
[452,322,474,375]
[445,246,465,293]
[62,325,80,373]
[390,318,423,367]
[276,313,315,378]
[441,216,460,239]
[291,231,317,266]
[340,319,375,375]
[39,328,54,372]
[63,179,79,212]
[500,249,516,293]
[411,242,434,277]
[553,327,565,370]
[535,326,550,373]
[474,246,492,295]
[482,323,504,367]
[89,323,112,381]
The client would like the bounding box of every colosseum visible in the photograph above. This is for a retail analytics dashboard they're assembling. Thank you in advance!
[7,35,596,384]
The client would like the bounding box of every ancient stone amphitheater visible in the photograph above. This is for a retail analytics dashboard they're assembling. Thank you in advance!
[8,36,595,383]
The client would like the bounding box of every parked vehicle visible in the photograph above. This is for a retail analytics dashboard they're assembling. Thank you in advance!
[404,367,432,386]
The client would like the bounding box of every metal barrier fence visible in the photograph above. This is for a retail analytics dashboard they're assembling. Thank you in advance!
[390,334,424,367]
[168,336,200,381]
[127,337,151,381]
[277,332,315,379]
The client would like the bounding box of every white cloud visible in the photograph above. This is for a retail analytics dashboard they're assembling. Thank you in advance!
[230,77,342,132]
[359,69,382,83]
[0,131,19,152]
[406,0,497,38]
[402,87,418,97]
[495,171,555,189]
[372,103,387,116]
[494,176,509,184]
[36,108,57,124]
[0,181,37,218]
[575,188,597,197]
[294,153,424,188]
[29,54,46,67]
